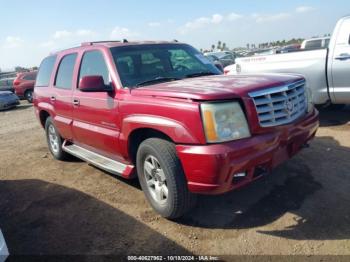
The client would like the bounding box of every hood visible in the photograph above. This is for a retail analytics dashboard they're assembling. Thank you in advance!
[130,74,304,101]
[0,91,14,96]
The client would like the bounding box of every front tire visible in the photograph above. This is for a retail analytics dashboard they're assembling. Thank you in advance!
[136,138,197,219]
[45,117,68,160]
[24,89,33,103]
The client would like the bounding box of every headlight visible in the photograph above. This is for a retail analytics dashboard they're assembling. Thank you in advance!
[201,102,251,143]
[305,86,314,113]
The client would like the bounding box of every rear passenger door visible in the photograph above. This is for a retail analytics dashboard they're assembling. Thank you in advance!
[330,18,350,103]
[72,50,122,159]
[51,53,78,140]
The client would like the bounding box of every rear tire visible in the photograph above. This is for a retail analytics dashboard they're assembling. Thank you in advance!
[45,117,69,160]
[24,89,33,103]
[136,138,197,219]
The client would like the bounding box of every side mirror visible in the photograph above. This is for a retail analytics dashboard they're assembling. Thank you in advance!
[79,75,113,92]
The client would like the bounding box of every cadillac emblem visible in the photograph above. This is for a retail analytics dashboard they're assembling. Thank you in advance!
[284,99,294,115]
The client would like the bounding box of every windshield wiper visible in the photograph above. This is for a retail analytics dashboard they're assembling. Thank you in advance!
[135,77,181,87]
[184,71,217,78]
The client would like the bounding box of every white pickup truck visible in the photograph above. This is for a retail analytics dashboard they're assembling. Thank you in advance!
[225,16,350,106]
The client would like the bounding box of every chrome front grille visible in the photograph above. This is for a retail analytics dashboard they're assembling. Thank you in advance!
[249,80,307,127]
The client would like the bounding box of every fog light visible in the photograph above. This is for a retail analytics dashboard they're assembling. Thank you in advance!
[233,172,247,178]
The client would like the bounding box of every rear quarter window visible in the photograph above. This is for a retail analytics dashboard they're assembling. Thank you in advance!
[305,40,322,50]
[36,55,57,87]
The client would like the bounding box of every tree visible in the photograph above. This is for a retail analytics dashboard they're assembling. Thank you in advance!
[211,44,215,51]
[222,43,227,50]
[217,41,222,50]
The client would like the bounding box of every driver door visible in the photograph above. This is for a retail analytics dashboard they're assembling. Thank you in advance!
[72,49,122,159]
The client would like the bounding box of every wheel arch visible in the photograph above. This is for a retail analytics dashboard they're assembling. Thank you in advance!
[127,128,173,164]
[39,110,51,128]
[121,115,199,163]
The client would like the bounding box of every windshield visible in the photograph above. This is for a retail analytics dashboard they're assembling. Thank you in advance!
[209,52,231,59]
[111,44,221,87]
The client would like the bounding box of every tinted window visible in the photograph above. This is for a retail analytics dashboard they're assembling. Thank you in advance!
[55,53,77,89]
[36,55,57,87]
[111,44,220,87]
[23,73,36,81]
[116,56,135,76]
[79,50,109,86]
[221,55,233,60]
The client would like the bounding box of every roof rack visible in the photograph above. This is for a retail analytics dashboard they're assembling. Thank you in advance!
[81,39,129,46]
[50,45,81,55]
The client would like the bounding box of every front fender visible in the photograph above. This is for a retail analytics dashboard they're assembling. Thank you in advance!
[119,114,200,156]
[122,114,198,143]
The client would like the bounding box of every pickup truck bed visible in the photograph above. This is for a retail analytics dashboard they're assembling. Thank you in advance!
[226,16,350,106]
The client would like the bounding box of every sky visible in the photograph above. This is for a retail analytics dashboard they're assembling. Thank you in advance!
[0,0,349,70]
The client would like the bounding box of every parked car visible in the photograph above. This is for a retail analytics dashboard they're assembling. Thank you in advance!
[0,229,8,262]
[0,71,17,80]
[34,40,319,219]
[205,51,235,67]
[13,71,37,103]
[0,91,20,110]
[0,78,15,92]
[225,16,350,106]
[301,37,330,50]
[205,54,224,72]
[276,44,301,53]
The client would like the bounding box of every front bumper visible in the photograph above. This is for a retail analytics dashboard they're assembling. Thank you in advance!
[176,109,319,195]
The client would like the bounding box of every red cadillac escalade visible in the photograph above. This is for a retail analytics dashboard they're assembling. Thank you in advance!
[33,41,319,219]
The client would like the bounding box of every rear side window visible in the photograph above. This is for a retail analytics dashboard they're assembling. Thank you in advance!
[36,55,57,87]
[305,40,322,50]
[79,50,109,85]
[55,53,77,89]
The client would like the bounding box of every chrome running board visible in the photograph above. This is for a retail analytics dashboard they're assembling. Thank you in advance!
[62,143,128,175]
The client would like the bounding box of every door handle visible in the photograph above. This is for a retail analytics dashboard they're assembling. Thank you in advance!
[73,98,80,106]
[335,53,350,60]
[50,96,56,102]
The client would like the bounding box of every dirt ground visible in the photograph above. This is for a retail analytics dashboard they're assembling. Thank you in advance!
[0,102,349,258]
